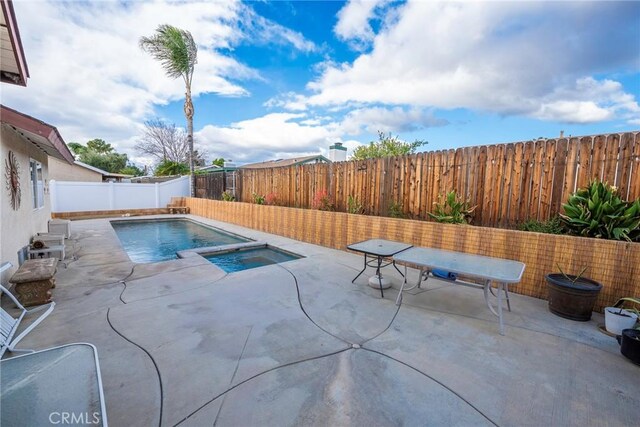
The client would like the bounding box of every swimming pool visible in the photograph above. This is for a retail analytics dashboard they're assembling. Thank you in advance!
[204,246,302,272]
[111,219,250,263]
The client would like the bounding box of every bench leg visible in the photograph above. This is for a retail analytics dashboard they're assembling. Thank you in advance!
[396,266,427,306]
[483,280,506,335]
[504,283,511,312]
[395,264,408,306]
[497,282,505,335]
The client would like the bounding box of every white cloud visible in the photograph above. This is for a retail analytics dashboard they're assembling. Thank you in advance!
[334,0,388,50]
[195,113,340,163]
[534,77,640,123]
[1,0,315,158]
[194,105,447,163]
[264,92,308,111]
[239,4,318,53]
[534,101,612,124]
[305,1,640,124]
[339,106,448,135]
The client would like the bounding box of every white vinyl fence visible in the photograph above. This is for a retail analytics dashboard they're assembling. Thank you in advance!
[50,176,190,213]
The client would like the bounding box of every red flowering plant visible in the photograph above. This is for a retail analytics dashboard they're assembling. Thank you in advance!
[312,189,334,211]
[265,192,278,206]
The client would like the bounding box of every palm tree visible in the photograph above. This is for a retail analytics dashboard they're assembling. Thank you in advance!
[139,24,198,196]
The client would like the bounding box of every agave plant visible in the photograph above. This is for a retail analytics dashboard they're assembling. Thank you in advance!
[428,191,476,224]
[560,180,640,242]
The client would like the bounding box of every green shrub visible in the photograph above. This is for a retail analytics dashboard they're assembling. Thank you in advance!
[560,180,640,242]
[428,191,476,224]
[154,160,189,176]
[221,190,235,202]
[347,195,364,214]
[518,216,564,234]
[252,192,265,205]
[388,201,405,218]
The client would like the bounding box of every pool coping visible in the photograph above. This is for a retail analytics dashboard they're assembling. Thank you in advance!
[176,241,268,259]
[110,216,254,244]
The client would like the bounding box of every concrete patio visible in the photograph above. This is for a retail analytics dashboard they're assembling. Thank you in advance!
[4,215,639,426]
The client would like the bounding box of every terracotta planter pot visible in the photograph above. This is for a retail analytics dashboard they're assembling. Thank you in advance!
[545,273,602,321]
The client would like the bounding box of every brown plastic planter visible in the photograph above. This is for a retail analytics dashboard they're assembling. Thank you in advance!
[545,273,602,321]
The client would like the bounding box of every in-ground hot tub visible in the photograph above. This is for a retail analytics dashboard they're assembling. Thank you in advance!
[178,242,303,272]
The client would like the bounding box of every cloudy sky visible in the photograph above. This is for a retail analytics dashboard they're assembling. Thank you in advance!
[2,0,639,167]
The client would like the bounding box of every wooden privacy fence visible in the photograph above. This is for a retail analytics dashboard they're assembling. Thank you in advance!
[198,131,640,228]
[194,171,239,200]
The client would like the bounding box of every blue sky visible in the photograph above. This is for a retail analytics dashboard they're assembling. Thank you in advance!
[3,0,639,167]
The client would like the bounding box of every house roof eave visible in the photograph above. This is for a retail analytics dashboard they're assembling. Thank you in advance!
[1,105,75,163]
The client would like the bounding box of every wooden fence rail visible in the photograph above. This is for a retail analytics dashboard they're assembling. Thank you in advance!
[197,131,640,228]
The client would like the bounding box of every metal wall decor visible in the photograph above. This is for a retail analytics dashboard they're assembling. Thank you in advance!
[5,150,21,210]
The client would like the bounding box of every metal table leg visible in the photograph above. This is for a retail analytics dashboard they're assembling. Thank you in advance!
[497,282,505,335]
[352,253,368,283]
[392,260,405,278]
[376,255,384,298]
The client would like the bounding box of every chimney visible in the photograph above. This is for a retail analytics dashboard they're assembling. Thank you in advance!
[328,142,347,162]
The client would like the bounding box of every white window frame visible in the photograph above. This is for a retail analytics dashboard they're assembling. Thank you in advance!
[29,159,44,210]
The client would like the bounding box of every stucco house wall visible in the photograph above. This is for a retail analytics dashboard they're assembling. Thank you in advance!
[0,125,52,280]
[49,157,102,182]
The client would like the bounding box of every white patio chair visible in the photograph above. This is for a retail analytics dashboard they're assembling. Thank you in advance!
[1,343,108,426]
[1,262,55,358]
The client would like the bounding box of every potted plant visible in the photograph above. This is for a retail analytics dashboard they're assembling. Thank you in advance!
[545,265,602,321]
[617,329,640,365]
[605,297,640,335]
[615,305,640,365]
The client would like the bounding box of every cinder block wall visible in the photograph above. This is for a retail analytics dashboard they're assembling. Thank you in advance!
[183,197,640,312]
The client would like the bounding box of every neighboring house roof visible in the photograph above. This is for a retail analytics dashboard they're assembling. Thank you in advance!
[129,175,180,183]
[240,155,331,169]
[0,0,29,86]
[0,104,75,163]
[74,161,132,178]
[196,164,222,172]
[196,164,237,173]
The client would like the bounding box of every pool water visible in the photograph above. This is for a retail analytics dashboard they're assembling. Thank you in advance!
[204,247,302,272]
[112,219,250,263]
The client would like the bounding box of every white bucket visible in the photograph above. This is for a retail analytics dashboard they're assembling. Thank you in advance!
[604,307,638,335]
